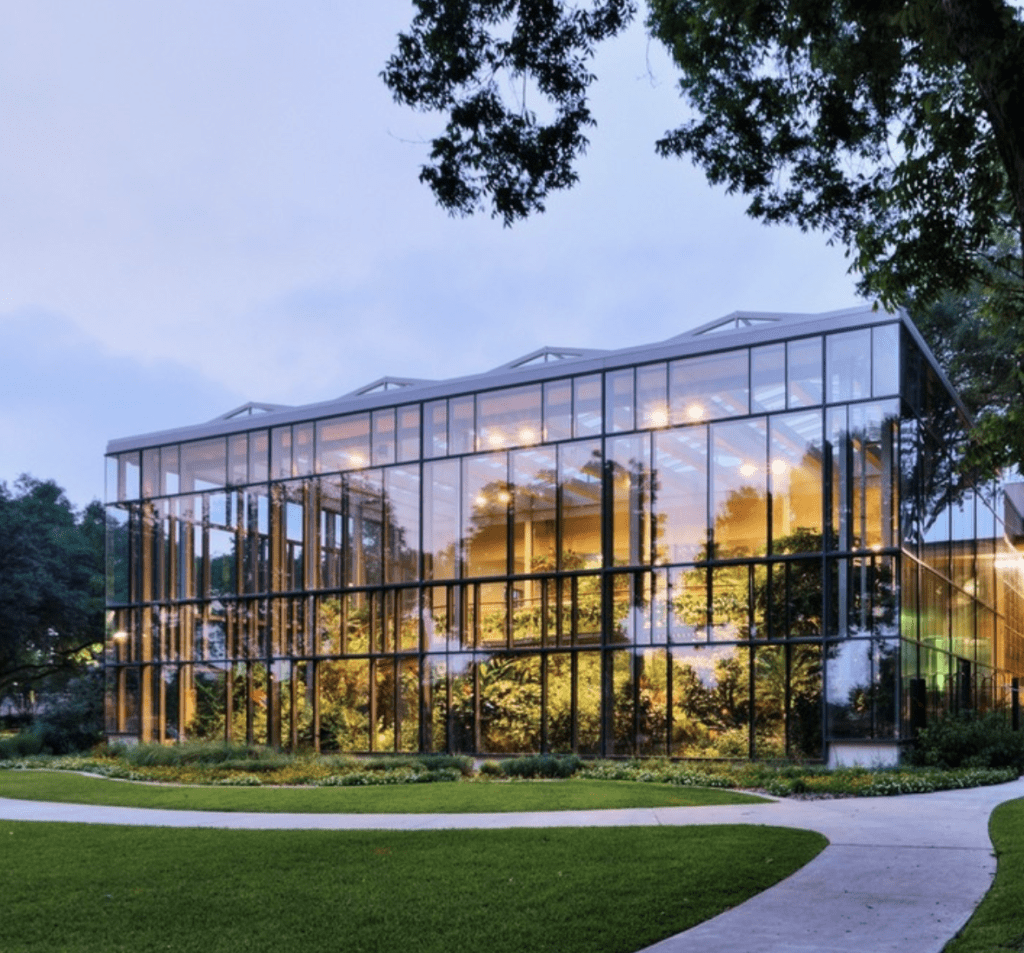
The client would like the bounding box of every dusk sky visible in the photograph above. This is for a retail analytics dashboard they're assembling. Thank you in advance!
[0,3,860,509]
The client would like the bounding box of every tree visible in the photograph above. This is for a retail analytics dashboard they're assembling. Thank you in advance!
[0,476,105,707]
[383,0,1024,306]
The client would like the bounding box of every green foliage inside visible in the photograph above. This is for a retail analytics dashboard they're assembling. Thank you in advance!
[0,822,826,953]
[907,711,1024,771]
[945,797,1024,953]
[0,771,765,812]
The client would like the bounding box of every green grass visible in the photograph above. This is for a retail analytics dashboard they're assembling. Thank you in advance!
[0,770,766,812]
[945,796,1024,952]
[0,822,826,953]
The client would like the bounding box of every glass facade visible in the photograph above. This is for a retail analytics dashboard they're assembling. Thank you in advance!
[104,309,1024,759]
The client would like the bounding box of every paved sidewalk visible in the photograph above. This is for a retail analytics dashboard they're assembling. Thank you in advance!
[4,776,1024,953]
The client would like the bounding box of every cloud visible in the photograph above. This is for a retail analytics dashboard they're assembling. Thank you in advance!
[0,309,244,507]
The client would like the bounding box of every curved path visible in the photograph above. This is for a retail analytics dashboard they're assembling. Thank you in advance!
[4,776,1024,953]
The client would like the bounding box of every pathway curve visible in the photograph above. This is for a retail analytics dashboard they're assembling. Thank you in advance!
[4,776,1024,953]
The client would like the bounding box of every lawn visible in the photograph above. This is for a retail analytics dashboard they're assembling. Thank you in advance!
[0,770,767,812]
[944,796,1024,952]
[0,822,826,953]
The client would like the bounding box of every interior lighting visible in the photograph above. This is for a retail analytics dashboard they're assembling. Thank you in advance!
[112,631,128,641]
[686,403,705,421]
[647,408,669,428]
[475,494,488,508]
[771,459,788,475]
[739,463,757,477]
[487,430,505,448]
[348,452,366,468]
[518,427,537,444]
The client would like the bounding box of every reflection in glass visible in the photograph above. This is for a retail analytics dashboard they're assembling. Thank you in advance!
[606,368,635,433]
[787,337,822,407]
[654,427,707,563]
[423,460,459,580]
[712,419,767,557]
[316,415,370,473]
[636,363,669,429]
[559,441,602,569]
[670,350,748,424]
[463,453,509,578]
[827,329,871,402]
[609,434,651,566]
[751,343,786,412]
[543,379,572,442]
[574,375,602,436]
[477,385,542,449]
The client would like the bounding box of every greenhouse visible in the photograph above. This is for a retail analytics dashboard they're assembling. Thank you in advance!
[104,305,1024,764]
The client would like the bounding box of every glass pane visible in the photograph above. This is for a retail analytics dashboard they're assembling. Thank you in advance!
[228,434,248,485]
[271,427,292,480]
[636,363,669,429]
[770,411,823,552]
[181,439,226,492]
[292,424,314,477]
[546,653,573,752]
[463,453,509,578]
[384,465,420,584]
[559,441,602,569]
[316,414,370,473]
[654,427,708,563]
[142,447,159,498]
[477,385,542,450]
[576,652,602,755]
[670,350,748,424]
[543,379,572,442]
[319,659,370,751]
[609,434,651,566]
[751,343,786,412]
[872,323,900,396]
[449,395,475,455]
[248,431,269,483]
[397,405,421,462]
[372,409,396,466]
[605,368,635,433]
[479,654,541,753]
[753,645,786,757]
[346,471,383,587]
[671,644,750,758]
[573,375,602,437]
[827,329,872,402]
[423,460,460,580]
[787,336,822,407]
[512,447,557,575]
[712,419,767,557]
[425,400,448,458]
[161,446,180,495]
[398,657,420,752]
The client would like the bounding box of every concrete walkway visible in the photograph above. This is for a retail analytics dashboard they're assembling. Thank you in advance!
[4,776,1024,953]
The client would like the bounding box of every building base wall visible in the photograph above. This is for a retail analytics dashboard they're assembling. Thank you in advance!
[827,741,900,769]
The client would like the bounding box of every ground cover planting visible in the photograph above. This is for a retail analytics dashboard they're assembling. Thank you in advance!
[0,743,1016,800]
[0,822,826,953]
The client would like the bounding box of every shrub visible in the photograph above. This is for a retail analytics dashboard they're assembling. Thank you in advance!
[908,711,1024,771]
[0,731,45,760]
[500,754,582,779]
[478,760,503,777]
[33,670,105,754]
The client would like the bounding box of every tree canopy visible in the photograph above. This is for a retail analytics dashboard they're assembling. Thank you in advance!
[383,0,1024,308]
[0,477,105,708]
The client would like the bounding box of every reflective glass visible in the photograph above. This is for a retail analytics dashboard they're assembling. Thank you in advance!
[605,368,635,433]
[477,385,542,450]
[316,414,370,473]
[479,653,541,752]
[142,447,160,498]
[654,427,708,563]
[827,329,872,402]
[384,465,420,584]
[160,447,181,498]
[670,350,748,424]
[559,441,602,569]
[397,405,421,462]
[512,447,557,575]
[712,419,767,557]
[463,453,509,578]
[372,408,397,466]
[546,653,573,752]
[573,375,602,437]
[346,471,383,587]
[576,652,602,754]
[543,379,572,442]
[636,363,669,429]
[787,337,822,407]
[671,644,749,758]
[228,434,248,485]
[872,323,900,396]
[609,434,651,566]
[449,395,475,455]
[292,424,314,477]
[271,427,292,480]
[319,659,370,751]
[751,343,786,412]
[425,400,448,458]
[248,430,269,483]
[770,411,823,552]
[423,460,460,580]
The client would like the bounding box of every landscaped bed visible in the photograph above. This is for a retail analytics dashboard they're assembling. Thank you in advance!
[0,740,1019,802]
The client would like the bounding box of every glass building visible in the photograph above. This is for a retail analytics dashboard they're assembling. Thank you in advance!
[104,306,1024,764]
